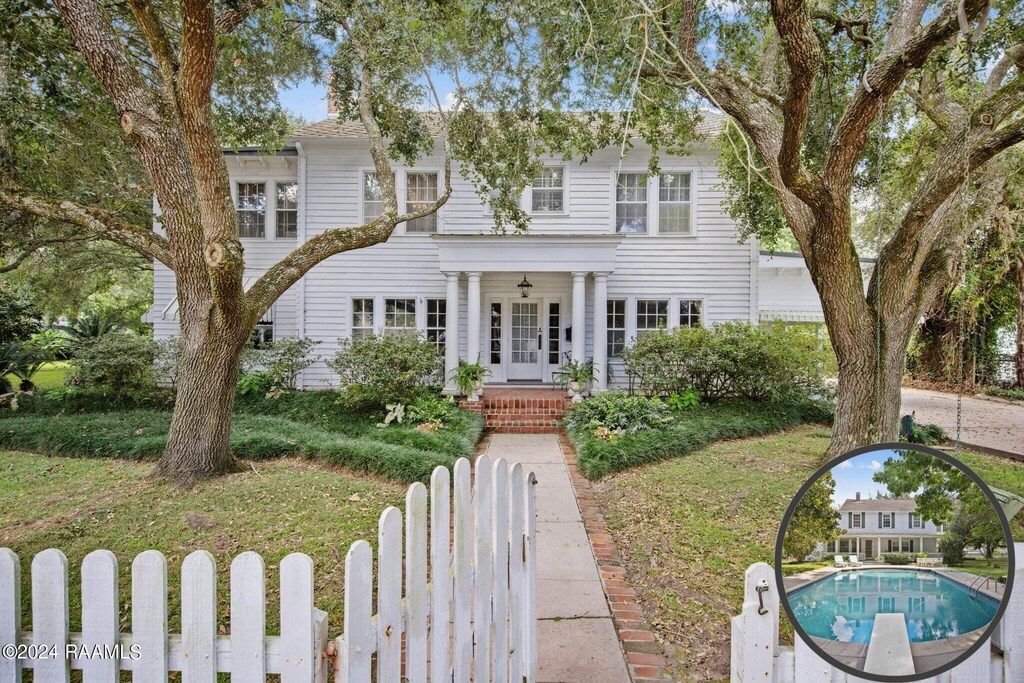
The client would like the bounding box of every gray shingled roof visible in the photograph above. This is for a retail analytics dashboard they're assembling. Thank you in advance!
[839,499,917,512]
[291,111,728,140]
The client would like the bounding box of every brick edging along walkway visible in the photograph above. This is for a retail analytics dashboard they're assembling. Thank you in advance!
[556,434,671,682]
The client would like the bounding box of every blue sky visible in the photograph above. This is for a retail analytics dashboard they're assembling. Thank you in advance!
[828,450,909,507]
[279,72,461,123]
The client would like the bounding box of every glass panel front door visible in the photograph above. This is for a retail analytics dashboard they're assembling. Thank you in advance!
[508,301,543,380]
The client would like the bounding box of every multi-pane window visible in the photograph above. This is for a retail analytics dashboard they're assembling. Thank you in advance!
[276,182,298,238]
[880,513,893,529]
[489,303,502,364]
[878,597,896,612]
[251,310,274,348]
[363,172,393,221]
[352,298,374,340]
[635,299,668,338]
[406,172,439,233]
[548,303,561,365]
[679,299,702,328]
[615,172,648,233]
[607,300,626,357]
[426,299,446,353]
[384,298,416,332]
[532,166,564,212]
[850,513,863,529]
[910,513,922,529]
[659,172,692,234]
[236,182,266,238]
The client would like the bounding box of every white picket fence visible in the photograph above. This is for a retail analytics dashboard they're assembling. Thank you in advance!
[731,542,1024,682]
[0,455,537,682]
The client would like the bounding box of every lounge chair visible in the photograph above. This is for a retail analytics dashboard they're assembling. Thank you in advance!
[849,555,862,567]
[834,555,848,568]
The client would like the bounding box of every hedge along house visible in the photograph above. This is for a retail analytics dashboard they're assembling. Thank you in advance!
[147,109,833,393]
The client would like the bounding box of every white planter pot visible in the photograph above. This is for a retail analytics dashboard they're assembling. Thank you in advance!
[568,381,581,393]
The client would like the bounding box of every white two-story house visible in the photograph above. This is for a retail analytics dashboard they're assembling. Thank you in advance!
[148,110,827,390]
[825,494,945,560]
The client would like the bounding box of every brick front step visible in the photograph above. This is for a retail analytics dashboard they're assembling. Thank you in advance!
[461,391,572,433]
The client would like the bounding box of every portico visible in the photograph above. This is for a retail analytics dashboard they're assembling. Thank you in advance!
[434,235,621,393]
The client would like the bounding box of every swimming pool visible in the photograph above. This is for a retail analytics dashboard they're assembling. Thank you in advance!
[787,569,999,644]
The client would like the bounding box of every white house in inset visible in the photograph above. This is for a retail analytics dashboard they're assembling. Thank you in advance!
[148,111,831,390]
[827,494,945,560]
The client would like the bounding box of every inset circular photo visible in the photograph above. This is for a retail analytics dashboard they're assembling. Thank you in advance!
[775,443,1015,681]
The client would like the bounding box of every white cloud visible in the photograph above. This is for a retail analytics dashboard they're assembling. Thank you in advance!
[835,460,853,469]
[860,459,882,470]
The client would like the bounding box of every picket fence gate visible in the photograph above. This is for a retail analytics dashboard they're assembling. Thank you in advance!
[731,542,1024,683]
[0,455,537,682]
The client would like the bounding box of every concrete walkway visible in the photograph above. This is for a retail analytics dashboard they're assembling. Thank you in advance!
[901,387,1024,458]
[484,433,631,683]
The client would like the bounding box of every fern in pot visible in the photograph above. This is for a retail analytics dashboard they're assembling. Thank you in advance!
[451,358,491,401]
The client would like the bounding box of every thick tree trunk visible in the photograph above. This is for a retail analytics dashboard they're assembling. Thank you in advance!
[157,321,246,486]
[1015,262,1024,388]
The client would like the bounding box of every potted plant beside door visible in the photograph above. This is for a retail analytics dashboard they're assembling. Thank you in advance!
[451,358,491,402]
[558,359,595,402]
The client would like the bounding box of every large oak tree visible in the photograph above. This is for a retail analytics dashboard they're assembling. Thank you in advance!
[532,0,1024,458]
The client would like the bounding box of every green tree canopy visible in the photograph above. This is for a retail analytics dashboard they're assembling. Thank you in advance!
[784,471,842,561]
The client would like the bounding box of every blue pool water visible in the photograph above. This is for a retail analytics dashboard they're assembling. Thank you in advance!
[787,569,999,644]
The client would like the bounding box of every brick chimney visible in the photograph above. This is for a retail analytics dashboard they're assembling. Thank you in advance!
[855,492,861,501]
[326,72,339,118]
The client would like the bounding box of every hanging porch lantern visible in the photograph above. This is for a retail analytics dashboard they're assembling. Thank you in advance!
[518,274,533,298]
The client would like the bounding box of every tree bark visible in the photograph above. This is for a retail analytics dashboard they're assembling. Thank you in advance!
[1015,258,1024,388]
[157,321,247,485]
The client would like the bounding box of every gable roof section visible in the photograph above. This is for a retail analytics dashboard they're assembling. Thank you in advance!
[291,110,728,140]
[839,499,917,512]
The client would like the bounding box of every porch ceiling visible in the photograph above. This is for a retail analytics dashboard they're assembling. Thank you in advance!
[432,234,622,273]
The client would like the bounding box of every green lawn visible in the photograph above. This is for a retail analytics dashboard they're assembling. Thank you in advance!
[590,425,1024,682]
[4,360,68,392]
[950,556,1010,579]
[0,391,483,483]
[0,450,404,635]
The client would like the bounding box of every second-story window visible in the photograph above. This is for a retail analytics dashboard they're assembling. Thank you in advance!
[879,512,893,528]
[532,166,564,212]
[910,513,922,528]
[236,182,266,238]
[615,172,648,233]
[276,182,298,238]
[659,172,692,234]
[850,513,863,529]
[406,172,438,233]
[363,171,394,221]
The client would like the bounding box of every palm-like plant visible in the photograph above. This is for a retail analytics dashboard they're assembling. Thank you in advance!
[56,310,123,340]
[0,342,51,393]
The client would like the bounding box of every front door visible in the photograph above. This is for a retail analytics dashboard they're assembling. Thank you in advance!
[508,300,543,380]
[863,540,873,560]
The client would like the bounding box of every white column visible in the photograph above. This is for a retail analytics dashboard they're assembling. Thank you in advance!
[571,272,587,363]
[592,273,608,391]
[466,272,482,364]
[443,272,460,393]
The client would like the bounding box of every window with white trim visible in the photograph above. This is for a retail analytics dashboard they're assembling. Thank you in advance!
[405,172,438,233]
[615,172,648,233]
[489,303,502,364]
[251,309,274,348]
[548,303,561,365]
[426,299,446,353]
[275,182,298,238]
[659,172,692,234]
[531,166,564,212]
[850,513,863,529]
[352,298,374,340]
[679,299,702,328]
[236,182,266,238]
[636,299,668,339]
[880,512,893,529]
[363,172,393,221]
[910,513,922,529]
[384,298,416,332]
[607,300,626,357]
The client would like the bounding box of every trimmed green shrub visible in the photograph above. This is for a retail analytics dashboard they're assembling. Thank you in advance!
[881,553,915,566]
[563,392,672,434]
[69,334,156,395]
[565,399,832,479]
[327,333,443,407]
[241,337,318,391]
[620,321,830,402]
[939,533,966,566]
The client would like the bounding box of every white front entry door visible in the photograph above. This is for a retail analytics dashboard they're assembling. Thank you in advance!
[507,300,544,380]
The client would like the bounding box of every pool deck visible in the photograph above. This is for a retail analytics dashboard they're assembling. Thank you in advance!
[784,564,1003,673]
